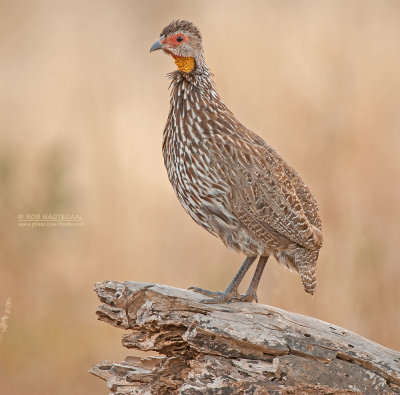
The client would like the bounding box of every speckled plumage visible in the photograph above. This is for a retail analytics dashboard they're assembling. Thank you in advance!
[152,20,322,297]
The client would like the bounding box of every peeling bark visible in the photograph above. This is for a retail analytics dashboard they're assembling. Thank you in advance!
[90,281,400,394]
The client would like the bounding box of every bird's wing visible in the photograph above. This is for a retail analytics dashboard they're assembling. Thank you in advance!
[201,132,322,250]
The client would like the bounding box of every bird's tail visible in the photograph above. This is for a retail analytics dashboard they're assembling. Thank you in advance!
[296,248,319,295]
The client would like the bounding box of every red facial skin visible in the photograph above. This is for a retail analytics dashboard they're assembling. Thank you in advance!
[161,33,189,57]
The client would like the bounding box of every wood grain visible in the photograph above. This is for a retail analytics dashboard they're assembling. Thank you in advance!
[90,281,400,394]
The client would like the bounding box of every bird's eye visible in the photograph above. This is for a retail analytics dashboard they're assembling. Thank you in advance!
[176,35,184,42]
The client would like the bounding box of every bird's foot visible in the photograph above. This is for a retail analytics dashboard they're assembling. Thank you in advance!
[238,291,258,303]
[189,286,240,303]
[189,286,256,304]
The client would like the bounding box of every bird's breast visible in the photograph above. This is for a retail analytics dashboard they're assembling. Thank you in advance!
[162,114,233,232]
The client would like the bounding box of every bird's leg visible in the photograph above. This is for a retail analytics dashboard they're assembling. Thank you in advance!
[189,256,257,304]
[240,255,269,303]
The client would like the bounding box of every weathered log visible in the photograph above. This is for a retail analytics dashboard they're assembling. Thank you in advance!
[90,281,400,394]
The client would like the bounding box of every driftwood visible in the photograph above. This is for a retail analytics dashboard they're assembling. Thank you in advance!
[90,281,400,394]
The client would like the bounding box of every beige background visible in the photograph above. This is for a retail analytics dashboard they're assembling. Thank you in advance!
[1,1,399,393]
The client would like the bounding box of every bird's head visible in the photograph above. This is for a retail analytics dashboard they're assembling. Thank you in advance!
[150,20,203,74]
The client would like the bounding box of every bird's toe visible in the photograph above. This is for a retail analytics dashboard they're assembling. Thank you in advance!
[189,286,223,298]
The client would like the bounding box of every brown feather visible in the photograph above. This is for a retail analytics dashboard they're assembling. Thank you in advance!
[158,20,322,294]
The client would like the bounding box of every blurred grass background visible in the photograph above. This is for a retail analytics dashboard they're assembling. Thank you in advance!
[0,0,399,393]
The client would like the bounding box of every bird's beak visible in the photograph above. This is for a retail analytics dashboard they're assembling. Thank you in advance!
[150,39,163,53]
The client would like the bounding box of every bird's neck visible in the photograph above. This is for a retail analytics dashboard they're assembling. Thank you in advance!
[173,56,195,73]
[168,64,219,105]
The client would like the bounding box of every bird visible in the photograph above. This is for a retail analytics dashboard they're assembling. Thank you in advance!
[150,20,323,304]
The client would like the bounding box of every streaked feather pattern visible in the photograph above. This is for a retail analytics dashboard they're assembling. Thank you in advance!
[160,22,322,294]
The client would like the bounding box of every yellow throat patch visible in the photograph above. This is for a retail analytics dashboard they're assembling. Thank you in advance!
[174,56,195,73]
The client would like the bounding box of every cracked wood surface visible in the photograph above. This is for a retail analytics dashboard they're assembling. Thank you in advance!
[90,281,400,394]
